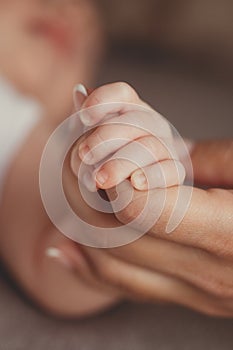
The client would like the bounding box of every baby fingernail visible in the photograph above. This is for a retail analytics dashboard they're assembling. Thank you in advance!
[74,84,88,96]
[79,144,93,164]
[96,169,108,186]
[46,247,73,270]
[131,171,147,189]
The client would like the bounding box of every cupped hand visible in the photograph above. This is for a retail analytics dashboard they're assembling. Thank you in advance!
[86,140,233,317]
[67,83,233,316]
[69,139,233,317]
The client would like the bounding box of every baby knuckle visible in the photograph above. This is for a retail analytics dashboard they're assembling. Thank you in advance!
[141,136,169,160]
[87,128,108,153]
[117,82,137,99]
[93,127,108,145]
[140,135,157,151]
[84,92,103,108]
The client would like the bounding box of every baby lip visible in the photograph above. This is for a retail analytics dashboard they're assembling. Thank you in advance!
[29,17,73,53]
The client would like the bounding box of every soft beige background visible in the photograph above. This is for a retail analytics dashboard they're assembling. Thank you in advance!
[99,0,233,76]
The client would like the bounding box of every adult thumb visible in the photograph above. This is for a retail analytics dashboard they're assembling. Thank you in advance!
[190,140,233,188]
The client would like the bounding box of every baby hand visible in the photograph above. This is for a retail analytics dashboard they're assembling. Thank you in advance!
[71,82,185,191]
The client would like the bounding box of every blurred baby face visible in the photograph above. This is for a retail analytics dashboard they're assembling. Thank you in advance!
[0,0,102,106]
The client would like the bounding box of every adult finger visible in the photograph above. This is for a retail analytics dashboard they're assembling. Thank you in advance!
[191,139,233,188]
[82,245,232,316]
[107,183,233,256]
[109,235,233,301]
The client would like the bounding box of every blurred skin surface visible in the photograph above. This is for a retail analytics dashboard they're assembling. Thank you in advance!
[0,0,119,317]
[0,0,102,119]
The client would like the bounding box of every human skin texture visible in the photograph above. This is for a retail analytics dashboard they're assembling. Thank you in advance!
[67,86,233,318]
[1,1,233,319]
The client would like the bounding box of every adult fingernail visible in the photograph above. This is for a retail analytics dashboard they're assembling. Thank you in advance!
[46,247,73,270]
[73,83,88,111]
[79,144,93,164]
[96,169,108,186]
[131,171,147,190]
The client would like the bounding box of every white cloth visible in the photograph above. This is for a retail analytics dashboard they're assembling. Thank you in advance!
[0,77,42,195]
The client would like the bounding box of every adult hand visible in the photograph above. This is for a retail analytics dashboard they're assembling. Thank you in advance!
[74,139,233,317]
